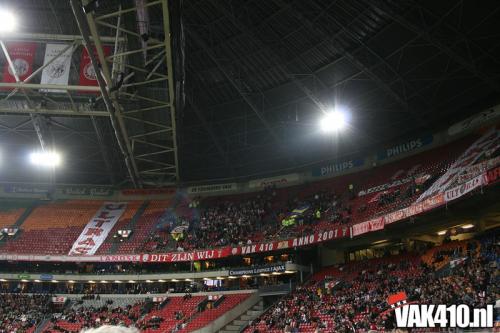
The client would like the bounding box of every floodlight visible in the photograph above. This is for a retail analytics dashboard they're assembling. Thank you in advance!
[0,9,16,33]
[29,151,61,167]
[320,109,347,133]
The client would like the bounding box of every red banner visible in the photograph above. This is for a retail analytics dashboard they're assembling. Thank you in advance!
[486,166,500,184]
[78,45,112,89]
[2,42,37,83]
[384,208,407,225]
[141,225,351,263]
[383,193,445,226]
[142,247,233,263]
[421,193,445,210]
[352,217,384,237]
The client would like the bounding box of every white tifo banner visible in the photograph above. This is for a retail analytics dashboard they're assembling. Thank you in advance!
[68,202,127,256]
[444,173,487,202]
[40,43,73,93]
[417,129,499,202]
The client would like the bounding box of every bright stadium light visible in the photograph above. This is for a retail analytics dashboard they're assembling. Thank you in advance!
[29,151,61,167]
[320,108,348,133]
[0,9,17,32]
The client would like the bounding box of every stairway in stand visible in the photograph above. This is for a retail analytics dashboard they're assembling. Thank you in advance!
[218,300,264,333]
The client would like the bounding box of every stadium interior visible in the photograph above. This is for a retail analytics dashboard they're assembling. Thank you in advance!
[0,1,499,333]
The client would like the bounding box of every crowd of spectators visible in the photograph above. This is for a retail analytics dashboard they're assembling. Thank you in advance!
[180,186,278,249]
[246,236,499,332]
[142,157,449,253]
[0,235,497,333]
[46,303,142,333]
[0,294,52,333]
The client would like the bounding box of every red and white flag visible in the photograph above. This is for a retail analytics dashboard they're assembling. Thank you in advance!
[2,42,37,83]
[78,45,112,91]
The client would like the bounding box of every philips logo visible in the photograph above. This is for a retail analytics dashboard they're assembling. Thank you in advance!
[386,139,423,158]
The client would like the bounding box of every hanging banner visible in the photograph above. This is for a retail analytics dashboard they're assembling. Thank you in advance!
[40,43,74,93]
[457,156,500,183]
[417,129,499,202]
[352,217,384,237]
[444,173,487,202]
[487,166,500,184]
[78,45,112,90]
[68,202,127,256]
[2,42,37,84]
[142,225,351,263]
[142,248,234,263]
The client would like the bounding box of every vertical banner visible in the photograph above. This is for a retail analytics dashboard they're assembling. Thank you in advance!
[78,45,112,90]
[2,42,37,83]
[68,202,127,256]
[40,43,74,93]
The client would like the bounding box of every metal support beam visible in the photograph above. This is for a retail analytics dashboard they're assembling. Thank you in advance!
[0,106,108,117]
[0,40,53,151]
[71,0,141,187]
[0,82,100,92]
[161,0,180,182]
[1,32,123,43]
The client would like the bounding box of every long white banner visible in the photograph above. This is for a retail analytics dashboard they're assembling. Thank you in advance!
[68,202,127,256]
[444,173,487,202]
[40,43,73,93]
[417,129,499,202]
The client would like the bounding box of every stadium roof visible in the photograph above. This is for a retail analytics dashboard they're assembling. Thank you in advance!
[0,0,499,187]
